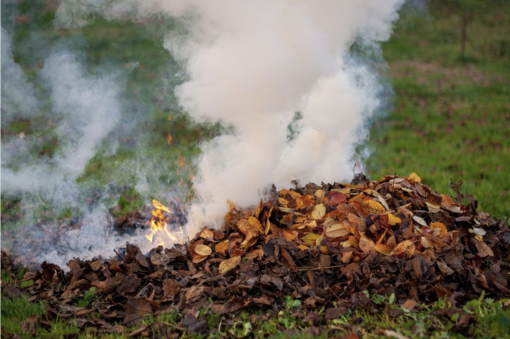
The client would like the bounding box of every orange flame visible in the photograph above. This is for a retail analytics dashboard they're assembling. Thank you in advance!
[145,199,184,247]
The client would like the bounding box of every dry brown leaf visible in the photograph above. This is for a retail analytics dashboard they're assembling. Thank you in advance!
[441,194,454,207]
[387,235,397,248]
[325,223,350,238]
[311,204,326,220]
[194,244,212,256]
[281,248,298,271]
[192,255,208,264]
[421,236,434,249]
[219,256,241,274]
[359,237,375,253]
[475,241,494,257]
[199,227,214,239]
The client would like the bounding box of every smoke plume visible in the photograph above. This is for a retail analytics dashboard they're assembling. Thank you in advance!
[54,0,404,237]
[2,1,404,266]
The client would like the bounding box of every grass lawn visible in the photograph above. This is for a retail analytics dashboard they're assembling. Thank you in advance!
[2,1,510,338]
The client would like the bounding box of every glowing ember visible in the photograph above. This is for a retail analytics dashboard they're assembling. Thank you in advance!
[145,199,184,247]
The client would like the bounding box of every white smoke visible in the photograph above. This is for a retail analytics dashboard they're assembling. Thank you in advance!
[55,0,404,236]
[1,27,39,122]
[2,52,121,194]
[1,31,131,265]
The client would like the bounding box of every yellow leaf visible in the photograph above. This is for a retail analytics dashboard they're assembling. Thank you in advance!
[219,256,241,274]
[215,241,229,255]
[265,219,271,235]
[349,236,359,249]
[319,246,329,254]
[311,204,326,220]
[430,222,448,238]
[298,245,308,250]
[314,190,325,204]
[301,232,320,245]
[248,216,264,235]
[296,195,315,209]
[315,234,324,247]
[239,237,258,249]
[366,200,385,214]
[374,243,393,256]
[394,240,415,258]
[288,190,302,199]
[409,172,421,183]
[388,214,401,226]
[283,230,297,242]
[194,244,212,256]
[278,197,289,206]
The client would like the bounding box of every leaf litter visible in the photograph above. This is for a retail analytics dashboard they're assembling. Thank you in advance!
[2,173,510,337]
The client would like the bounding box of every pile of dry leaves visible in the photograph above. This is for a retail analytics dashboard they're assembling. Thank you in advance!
[2,173,510,337]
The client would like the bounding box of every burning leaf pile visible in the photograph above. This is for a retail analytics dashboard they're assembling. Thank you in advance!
[2,173,510,337]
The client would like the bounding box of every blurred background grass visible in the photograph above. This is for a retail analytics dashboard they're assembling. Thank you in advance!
[1,0,509,231]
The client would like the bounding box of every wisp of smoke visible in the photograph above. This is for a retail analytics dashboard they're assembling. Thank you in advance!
[1,30,133,266]
[54,0,405,237]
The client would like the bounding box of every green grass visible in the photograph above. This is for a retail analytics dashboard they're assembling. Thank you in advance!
[0,296,46,336]
[1,281,509,338]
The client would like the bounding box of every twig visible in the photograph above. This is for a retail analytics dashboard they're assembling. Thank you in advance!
[298,265,344,272]
[328,287,340,300]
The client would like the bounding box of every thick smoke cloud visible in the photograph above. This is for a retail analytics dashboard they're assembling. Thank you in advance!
[55,0,404,237]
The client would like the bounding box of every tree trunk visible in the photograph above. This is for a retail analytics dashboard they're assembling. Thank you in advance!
[460,12,468,56]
